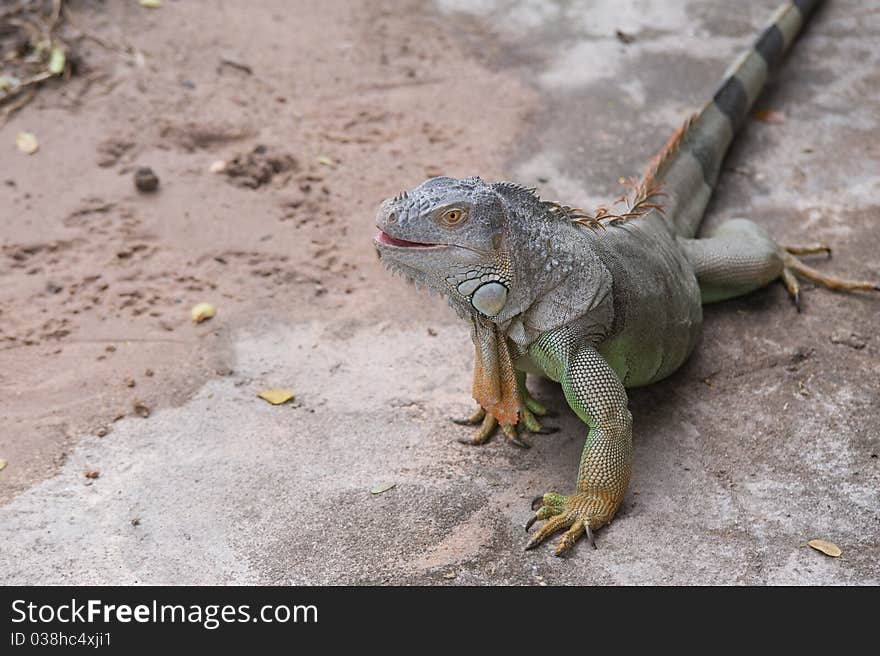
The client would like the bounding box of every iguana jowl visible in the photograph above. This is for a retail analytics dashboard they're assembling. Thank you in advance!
[373,0,878,554]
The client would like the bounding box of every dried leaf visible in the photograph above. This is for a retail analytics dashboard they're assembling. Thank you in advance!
[139,0,163,7]
[0,459,7,472]
[370,482,396,495]
[48,46,66,75]
[753,109,786,124]
[808,539,842,558]
[16,132,38,155]
[190,302,216,323]
[317,155,334,166]
[258,389,295,405]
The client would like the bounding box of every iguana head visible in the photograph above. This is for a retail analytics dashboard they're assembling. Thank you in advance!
[375,176,557,322]
[374,174,616,343]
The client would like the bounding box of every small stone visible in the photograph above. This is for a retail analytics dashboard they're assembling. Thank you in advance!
[84,469,100,479]
[96,427,108,437]
[133,400,151,418]
[145,368,154,377]
[125,378,136,388]
[134,166,160,193]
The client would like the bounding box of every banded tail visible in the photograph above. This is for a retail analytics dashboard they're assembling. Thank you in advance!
[651,0,824,238]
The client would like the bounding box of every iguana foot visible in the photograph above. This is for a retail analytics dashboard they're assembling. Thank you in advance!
[452,404,554,448]
[524,491,619,555]
[452,373,557,447]
[781,246,879,311]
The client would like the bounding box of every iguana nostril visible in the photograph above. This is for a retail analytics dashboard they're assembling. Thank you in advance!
[387,212,398,224]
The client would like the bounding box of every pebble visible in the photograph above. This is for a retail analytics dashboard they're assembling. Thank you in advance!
[134,167,160,193]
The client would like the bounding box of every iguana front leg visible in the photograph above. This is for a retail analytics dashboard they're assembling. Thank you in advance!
[453,371,556,448]
[525,329,633,555]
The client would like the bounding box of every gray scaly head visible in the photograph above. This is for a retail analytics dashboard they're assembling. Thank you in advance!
[374,175,603,330]
[374,176,514,321]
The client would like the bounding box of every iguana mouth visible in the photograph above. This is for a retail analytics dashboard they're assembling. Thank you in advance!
[375,230,444,248]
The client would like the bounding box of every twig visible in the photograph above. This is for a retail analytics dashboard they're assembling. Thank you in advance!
[219,57,253,75]
[0,86,36,126]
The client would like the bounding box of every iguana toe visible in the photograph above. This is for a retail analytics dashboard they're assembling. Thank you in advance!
[451,406,486,426]
[782,251,880,307]
[784,243,832,258]
[456,411,497,445]
[521,390,548,416]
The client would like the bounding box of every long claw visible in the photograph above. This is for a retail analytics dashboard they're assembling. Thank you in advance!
[535,425,559,435]
[502,423,530,449]
[525,516,538,532]
[531,494,544,510]
[585,524,597,550]
[781,267,801,312]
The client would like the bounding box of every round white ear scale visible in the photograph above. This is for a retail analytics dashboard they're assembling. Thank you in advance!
[471,281,508,316]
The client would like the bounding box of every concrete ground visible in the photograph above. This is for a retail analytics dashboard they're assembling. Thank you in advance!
[1,0,878,584]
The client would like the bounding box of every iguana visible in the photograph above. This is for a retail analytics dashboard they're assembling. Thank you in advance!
[373,0,878,555]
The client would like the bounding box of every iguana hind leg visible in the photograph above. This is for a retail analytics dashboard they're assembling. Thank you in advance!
[681,218,879,310]
[452,371,557,448]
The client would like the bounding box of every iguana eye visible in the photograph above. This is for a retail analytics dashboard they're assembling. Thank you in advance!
[439,208,467,226]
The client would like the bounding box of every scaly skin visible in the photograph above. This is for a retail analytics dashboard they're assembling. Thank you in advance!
[374,0,878,554]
